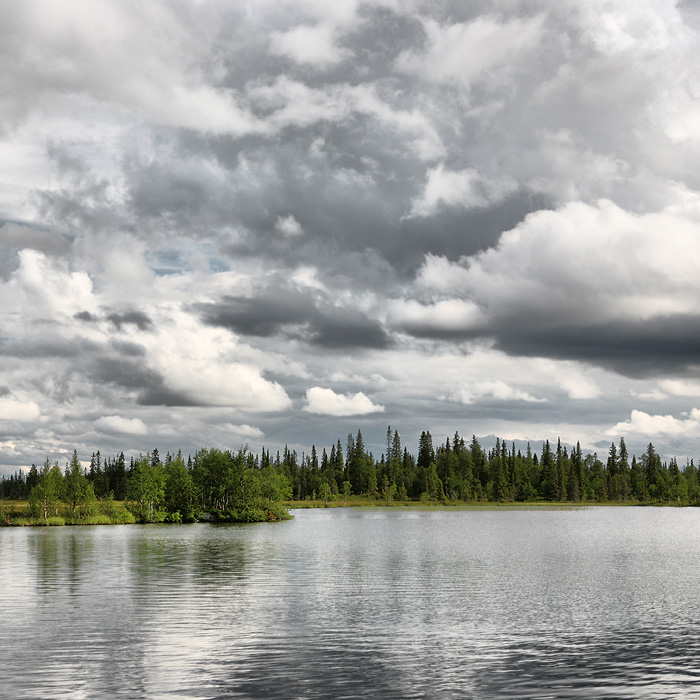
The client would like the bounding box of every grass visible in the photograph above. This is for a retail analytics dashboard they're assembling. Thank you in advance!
[0,500,137,526]
[284,495,668,510]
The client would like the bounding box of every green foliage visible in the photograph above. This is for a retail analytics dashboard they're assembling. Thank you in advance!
[10,429,700,528]
[109,508,137,525]
[99,493,118,517]
[319,481,333,505]
[164,456,196,521]
[62,451,97,521]
[82,514,112,525]
[127,456,166,522]
[28,460,64,521]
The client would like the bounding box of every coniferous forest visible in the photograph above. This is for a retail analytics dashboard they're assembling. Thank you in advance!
[2,428,700,525]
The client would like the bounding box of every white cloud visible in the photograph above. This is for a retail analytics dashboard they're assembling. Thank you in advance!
[407,165,518,218]
[328,371,389,387]
[449,380,544,405]
[303,387,384,416]
[410,199,700,330]
[415,253,471,293]
[3,249,97,319]
[248,78,445,160]
[275,215,303,236]
[94,415,148,436]
[220,423,265,440]
[531,359,601,400]
[658,379,700,397]
[606,408,700,438]
[575,0,684,56]
[145,309,292,412]
[1,0,260,136]
[387,298,484,333]
[0,398,41,422]
[270,23,352,67]
[396,14,545,86]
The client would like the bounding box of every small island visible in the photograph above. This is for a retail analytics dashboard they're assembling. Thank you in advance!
[1,447,292,526]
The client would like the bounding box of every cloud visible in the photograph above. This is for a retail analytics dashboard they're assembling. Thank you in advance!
[4,1,700,471]
[270,23,353,67]
[606,409,700,438]
[398,199,700,375]
[199,289,391,349]
[275,215,303,236]
[387,298,483,337]
[3,248,96,319]
[0,0,261,135]
[406,165,518,218]
[94,415,148,436]
[303,387,384,416]
[0,398,40,422]
[220,423,265,441]
[448,380,545,405]
[107,310,153,331]
[658,380,700,397]
[396,13,545,86]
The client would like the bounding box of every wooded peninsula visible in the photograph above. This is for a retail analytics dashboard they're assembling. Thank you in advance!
[1,428,698,525]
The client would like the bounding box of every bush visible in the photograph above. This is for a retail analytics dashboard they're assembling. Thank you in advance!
[99,494,118,517]
[109,509,136,525]
[83,514,112,525]
[11,517,32,526]
[47,517,65,526]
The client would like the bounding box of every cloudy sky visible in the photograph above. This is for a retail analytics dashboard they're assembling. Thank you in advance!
[3,0,700,473]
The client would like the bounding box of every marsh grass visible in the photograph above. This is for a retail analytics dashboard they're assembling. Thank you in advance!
[285,496,652,510]
[1,499,137,526]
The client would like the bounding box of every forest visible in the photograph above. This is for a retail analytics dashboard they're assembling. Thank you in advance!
[1,427,699,525]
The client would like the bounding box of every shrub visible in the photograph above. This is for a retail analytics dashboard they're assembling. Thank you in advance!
[83,514,112,525]
[11,517,32,526]
[110,509,136,525]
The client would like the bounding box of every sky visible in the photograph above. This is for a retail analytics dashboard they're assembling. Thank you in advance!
[3,0,700,473]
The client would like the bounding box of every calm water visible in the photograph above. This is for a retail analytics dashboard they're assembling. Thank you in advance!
[2,507,700,699]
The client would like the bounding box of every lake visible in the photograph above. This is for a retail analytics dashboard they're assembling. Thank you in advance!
[2,507,700,699]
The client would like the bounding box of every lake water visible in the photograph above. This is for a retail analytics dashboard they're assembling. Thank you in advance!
[2,507,700,699]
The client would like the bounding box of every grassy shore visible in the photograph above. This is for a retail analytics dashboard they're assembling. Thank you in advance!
[0,500,136,526]
[2,496,687,526]
[284,495,665,509]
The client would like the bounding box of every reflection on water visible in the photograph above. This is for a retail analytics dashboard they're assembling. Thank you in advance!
[2,508,700,698]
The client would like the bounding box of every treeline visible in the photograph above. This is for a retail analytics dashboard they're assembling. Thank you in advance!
[2,428,700,524]
[0,448,291,525]
[270,429,700,505]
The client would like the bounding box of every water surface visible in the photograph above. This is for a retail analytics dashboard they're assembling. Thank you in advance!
[2,507,700,698]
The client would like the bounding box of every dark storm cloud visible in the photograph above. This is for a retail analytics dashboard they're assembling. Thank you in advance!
[137,385,199,407]
[200,292,311,337]
[75,310,152,333]
[399,309,700,378]
[308,311,390,350]
[110,339,147,357]
[493,314,700,378]
[88,356,160,390]
[199,289,391,350]
[107,310,153,332]
[125,131,547,286]
[0,336,102,359]
[87,356,196,406]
